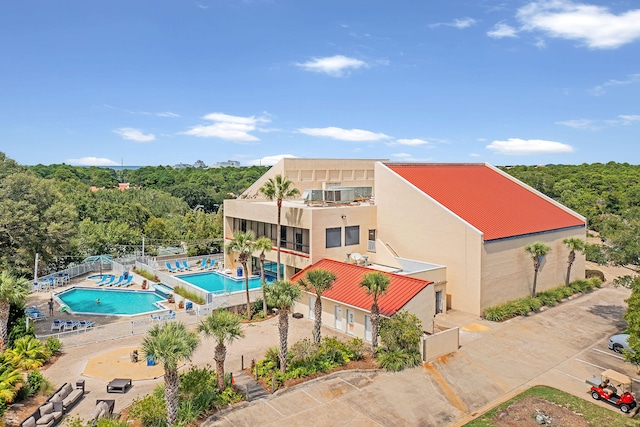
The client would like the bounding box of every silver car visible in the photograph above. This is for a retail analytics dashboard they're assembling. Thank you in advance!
[608,334,632,353]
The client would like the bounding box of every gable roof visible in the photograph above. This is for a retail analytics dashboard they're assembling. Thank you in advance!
[385,163,585,241]
[290,258,432,317]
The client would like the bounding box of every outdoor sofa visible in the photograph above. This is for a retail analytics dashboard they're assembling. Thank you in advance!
[20,381,85,427]
[89,399,115,422]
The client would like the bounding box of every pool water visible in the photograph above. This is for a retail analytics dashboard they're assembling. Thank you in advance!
[178,271,264,293]
[56,287,165,316]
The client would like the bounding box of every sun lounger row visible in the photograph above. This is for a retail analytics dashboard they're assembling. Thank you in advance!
[51,319,95,332]
[96,274,133,287]
[150,310,176,322]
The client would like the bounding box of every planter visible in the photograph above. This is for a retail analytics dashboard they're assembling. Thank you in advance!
[142,280,148,290]
[178,300,184,309]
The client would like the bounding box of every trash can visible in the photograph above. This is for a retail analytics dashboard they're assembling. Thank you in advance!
[237,266,243,277]
[147,356,155,366]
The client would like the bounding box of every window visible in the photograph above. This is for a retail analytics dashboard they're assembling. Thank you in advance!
[326,227,341,248]
[345,226,360,246]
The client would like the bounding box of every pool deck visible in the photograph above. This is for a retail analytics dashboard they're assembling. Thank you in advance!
[22,272,354,424]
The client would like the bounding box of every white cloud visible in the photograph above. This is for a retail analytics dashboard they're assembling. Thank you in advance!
[156,112,180,118]
[606,115,640,126]
[590,73,640,96]
[295,55,368,77]
[66,157,119,166]
[487,22,519,38]
[113,127,155,142]
[486,138,574,155]
[297,127,391,142]
[517,0,640,49]
[391,153,432,162]
[556,118,595,129]
[247,154,297,166]
[388,138,430,146]
[430,17,477,29]
[184,113,270,142]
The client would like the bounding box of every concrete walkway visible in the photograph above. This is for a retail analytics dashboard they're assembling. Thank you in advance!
[203,281,635,426]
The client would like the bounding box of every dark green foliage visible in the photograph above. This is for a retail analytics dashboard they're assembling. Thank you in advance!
[254,337,366,390]
[172,286,206,305]
[377,310,423,372]
[585,269,605,282]
[483,279,602,322]
[128,366,242,427]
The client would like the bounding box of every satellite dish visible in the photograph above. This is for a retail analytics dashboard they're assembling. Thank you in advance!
[351,252,362,261]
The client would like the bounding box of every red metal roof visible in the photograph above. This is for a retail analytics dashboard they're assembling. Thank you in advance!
[386,163,585,241]
[290,258,432,317]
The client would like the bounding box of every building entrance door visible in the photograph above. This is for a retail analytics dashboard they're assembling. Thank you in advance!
[346,309,355,334]
[436,290,443,314]
[334,306,342,330]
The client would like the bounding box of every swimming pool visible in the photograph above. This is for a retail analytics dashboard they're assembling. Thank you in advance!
[55,287,166,316]
[178,271,264,293]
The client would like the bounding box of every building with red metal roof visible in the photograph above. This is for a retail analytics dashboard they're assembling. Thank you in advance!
[223,158,586,319]
[290,258,435,337]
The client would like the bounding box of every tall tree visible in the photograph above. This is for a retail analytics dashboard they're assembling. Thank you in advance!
[563,237,585,286]
[360,272,390,351]
[0,271,30,352]
[254,236,273,317]
[141,322,199,427]
[225,230,256,319]
[298,269,337,344]
[266,280,301,372]
[198,309,244,390]
[524,241,552,297]
[259,174,300,280]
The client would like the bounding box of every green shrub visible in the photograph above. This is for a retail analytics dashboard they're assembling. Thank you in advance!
[585,269,605,282]
[289,338,319,366]
[45,336,63,354]
[129,389,166,427]
[345,337,365,361]
[483,305,507,321]
[377,349,421,372]
[172,286,206,305]
[536,290,558,307]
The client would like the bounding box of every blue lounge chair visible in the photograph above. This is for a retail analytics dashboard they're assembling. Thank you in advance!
[207,260,217,270]
[181,260,192,270]
[63,320,79,331]
[166,262,178,273]
[98,275,116,286]
[51,320,63,332]
[174,261,184,272]
[110,275,124,287]
[78,320,94,330]
[119,276,133,287]
[196,259,208,270]
[95,274,110,285]
[26,307,46,320]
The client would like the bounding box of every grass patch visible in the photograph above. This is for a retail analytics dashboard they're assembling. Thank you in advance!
[465,385,638,427]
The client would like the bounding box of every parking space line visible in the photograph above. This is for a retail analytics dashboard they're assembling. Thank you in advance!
[553,368,586,383]
[301,389,322,403]
[591,347,624,360]
[576,359,606,370]
[262,400,285,417]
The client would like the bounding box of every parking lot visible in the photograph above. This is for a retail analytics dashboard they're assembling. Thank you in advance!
[206,282,637,427]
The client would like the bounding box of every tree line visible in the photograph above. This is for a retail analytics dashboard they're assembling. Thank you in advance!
[502,163,640,269]
[0,152,268,277]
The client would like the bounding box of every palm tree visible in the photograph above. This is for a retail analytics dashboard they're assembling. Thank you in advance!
[225,230,256,319]
[298,269,337,344]
[0,270,30,352]
[524,241,552,297]
[563,237,585,286]
[198,309,244,390]
[141,322,199,427]
[360,272,390,351]
[259,174,300,280]
[266,280,301,372]
[5,335,52,370]
[254,236,273,317]
[0,355,22,404]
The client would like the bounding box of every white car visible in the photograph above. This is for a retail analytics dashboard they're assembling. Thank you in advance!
[608,334,632,353]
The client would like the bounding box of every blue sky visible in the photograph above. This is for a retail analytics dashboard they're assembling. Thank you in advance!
[1,0,639,167]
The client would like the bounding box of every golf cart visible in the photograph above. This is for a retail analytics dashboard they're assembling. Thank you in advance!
[586,369,636,413]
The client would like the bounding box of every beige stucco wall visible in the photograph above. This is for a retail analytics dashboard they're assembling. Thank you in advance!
[480,227,587,309]
[241,158,385,199]
[375,163,484,315]
[294,285,436,341]
[224,198,376,279]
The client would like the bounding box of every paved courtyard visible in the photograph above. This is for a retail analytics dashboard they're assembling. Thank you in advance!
[22,262,639,426]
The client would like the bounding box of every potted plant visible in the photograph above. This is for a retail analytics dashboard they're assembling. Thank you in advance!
[142,279,148,290]
[167,294,175,303]
[178,300,184,309]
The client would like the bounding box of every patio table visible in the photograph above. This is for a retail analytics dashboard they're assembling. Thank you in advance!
[106,378,132,393]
